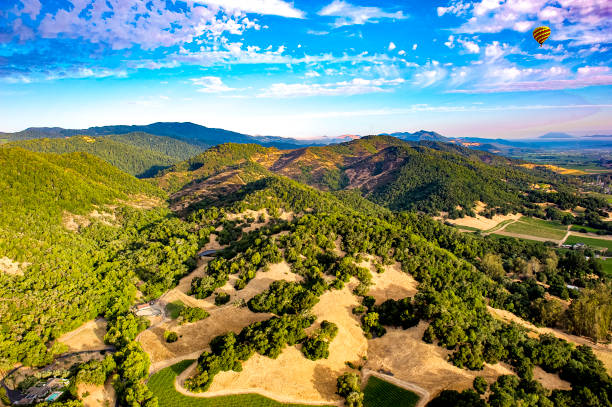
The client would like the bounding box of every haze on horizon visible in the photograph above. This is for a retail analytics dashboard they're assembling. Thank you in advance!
[1,0,611,139]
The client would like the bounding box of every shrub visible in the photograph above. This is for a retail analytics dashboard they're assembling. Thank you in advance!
[473,376,488,395]
[214,292,231,306]
[164,331,178,343]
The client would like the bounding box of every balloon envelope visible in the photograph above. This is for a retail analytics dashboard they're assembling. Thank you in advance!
[533,26,551,46]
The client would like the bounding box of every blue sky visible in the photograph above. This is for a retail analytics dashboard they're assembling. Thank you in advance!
[0,0,611,138]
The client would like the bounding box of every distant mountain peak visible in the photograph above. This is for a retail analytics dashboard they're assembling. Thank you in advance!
[539,132,575,139]
[382,130,448,142]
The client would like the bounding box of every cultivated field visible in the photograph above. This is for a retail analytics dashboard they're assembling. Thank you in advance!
[501,217,567,241]
[362,376,419,407]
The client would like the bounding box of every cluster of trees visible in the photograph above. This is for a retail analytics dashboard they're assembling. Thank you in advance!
[190,233,282,299]
[178,306,209,324]
[301,321,338,361]
[429,344,611,406]
[185,314,314,392]
[104,309,158,407]
[248,280,321,315]
[336,372,364,407]
[164,331,178,343]
[358,296,420,339]
[75,355,116,385]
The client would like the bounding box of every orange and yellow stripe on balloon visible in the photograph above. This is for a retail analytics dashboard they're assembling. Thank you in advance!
[533,26,551,47]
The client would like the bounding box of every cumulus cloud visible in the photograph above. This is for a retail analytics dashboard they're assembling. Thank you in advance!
[191,76,236,93]
[441,0,611,46]
[388,42,396,51]
[16,0,42,19]
[196,0,305,18]
[259,77,405,97]
[318,0,407,27]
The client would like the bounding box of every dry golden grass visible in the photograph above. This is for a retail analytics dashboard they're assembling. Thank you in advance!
[365,323,514,397]
[78,381,116,407]
[364,260,418,305]
[443,202,522,231]
[533,367,571,391]
[141,261,303,369]
[205,283,366,404]
[56,319,107,352]
[520,163,587,175]
[0,257,27,276]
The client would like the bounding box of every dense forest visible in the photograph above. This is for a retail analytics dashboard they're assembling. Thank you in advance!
[4,133,203,177]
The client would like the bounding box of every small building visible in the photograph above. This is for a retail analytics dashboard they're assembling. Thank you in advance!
[133,302,161,317]
[199,249,218,257]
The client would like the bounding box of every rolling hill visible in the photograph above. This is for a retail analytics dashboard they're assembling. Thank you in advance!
[5,132,204,177]
[0,122,314,149]
[1,145,610,407]
[156,136,560,214]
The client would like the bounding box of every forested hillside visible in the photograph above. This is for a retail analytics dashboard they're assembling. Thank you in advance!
[0,122,309,149]
[5,132,203,177]
[157,136,574,215]
[1,146,610,406]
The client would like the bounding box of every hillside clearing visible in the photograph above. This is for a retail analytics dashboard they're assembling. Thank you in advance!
[0,257,27,276]
[441,202,521,231]
[364,323,515,398]
[502,218,567,240]
[364,260,418,305]
[141,261,303,370]
[201,283,367,404]
[56,318,107,352]
[77,381,116,407]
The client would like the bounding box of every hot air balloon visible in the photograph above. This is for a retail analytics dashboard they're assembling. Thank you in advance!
[533,26,551,47]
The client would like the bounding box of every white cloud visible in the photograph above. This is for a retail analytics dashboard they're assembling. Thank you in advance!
[398,50,406,55]
[445,35,455,48]
[414,62,447,87]
[458,38,480,53]
[17,0,41,19]
[445,0,611,46]
[259,77,405,97]
[318,0,407,27]
[388,42,396,51]
[190,76,236,93]
[305,71,321,78]
[196,0,304,18]
[412,44,418,51]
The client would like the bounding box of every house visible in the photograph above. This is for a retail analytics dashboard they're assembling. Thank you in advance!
[133,302,161,317]
[13,377,68,405]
